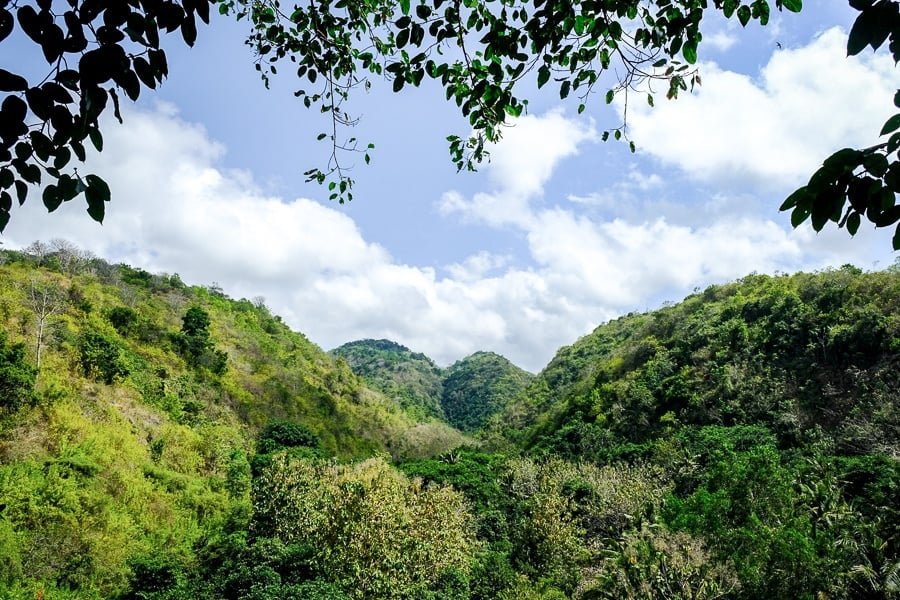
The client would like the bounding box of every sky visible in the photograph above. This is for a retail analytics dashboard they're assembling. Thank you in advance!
[2,1,898,372]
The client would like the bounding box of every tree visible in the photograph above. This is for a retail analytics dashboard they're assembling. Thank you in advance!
[0,0,795,217]
[3,0,898,249]
[175,305,228,373]
[0,331,37,412]
[23,276,65,370]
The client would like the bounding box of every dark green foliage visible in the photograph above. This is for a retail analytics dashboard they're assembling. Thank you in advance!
[331,339,445,420]
[123,554,182,599]
[108,306,139,336]
[401,450,507,518]
[78,330,129,384]
[441,352,533,433]
[257,420,321,454]
[175,306,227,375]
[0,332,36,412]
[509,267,900,457]
[3,0,861,255]
[781,3,900,249]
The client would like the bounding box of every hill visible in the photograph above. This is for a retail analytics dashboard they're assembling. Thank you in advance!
[0,244,466,598]
[493,265,900,459]
[2,248,899,600]
[441,351,533,432]
[331,341,533,434]
[330,339,445,420]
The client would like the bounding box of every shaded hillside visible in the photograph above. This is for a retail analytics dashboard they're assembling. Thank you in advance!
[442,351,533,432]
[493,265,899,458]
[330,339,445,420]
[0,245,465,598]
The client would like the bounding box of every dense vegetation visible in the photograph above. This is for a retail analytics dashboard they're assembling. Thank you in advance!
[331,342,532,434]
[0,242,465,598]
[0,245,898,599]
[441,352,533,433]
[331,339,446,420]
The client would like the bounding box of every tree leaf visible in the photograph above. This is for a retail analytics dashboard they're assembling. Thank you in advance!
[682,40,698,65]
[42,184,62,212]
[781,0,802,13]
[880,113,900,136]
[85,174,111,202]
[0,68,28,92]
[847,211,861,235]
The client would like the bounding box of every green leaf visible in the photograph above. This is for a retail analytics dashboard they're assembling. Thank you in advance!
[780,186,808,211]
[89,128,104,152]
[847,211,861,235]
[0,209,8,232]
[847,10,873,56]
[42,184,62,212]
[723,0,739,18]
[864,153,889,177]
[605,89,614,104]
[0,68,28,92]
[85,174,111,202]
[781,0,802,13]
[400,0,410,15]
[682,40,698,65]
[894,224,900,250]
[737,5,751,26]
[791,205,811,228]
[880,113,900,136]
[537,66,550,89]
[14,181,26,205]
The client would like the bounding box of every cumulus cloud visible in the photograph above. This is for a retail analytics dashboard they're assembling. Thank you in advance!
[626,28,898,190]
[706,31,738,52]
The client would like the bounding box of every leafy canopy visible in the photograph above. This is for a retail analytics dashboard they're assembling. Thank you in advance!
[2,0,800,221]
[4,0,899,249]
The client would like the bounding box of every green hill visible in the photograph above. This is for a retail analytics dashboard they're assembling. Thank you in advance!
[330,339,445,420]
[441,351,533,432]
[330,341,533,434]
[2,247,899,600]
[0,246,466,598]
[494,266,900,459]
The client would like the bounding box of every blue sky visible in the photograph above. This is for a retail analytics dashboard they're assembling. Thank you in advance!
[3,1,898,371]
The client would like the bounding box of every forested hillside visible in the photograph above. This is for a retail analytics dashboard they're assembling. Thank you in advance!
[441,352,533,433]
[331,339,446,420]
[0,243,465,598]
[1,247,898,599]
[331,342,532,434]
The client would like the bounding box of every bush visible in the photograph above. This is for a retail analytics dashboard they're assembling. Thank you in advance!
[79,330,129,384]
[257,421,321,454]
[0,332,37,412]
[108,306,139,336]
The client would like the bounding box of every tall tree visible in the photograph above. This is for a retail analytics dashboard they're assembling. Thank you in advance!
[23,276,65,370]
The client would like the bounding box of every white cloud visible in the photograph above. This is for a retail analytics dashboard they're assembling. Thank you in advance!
[706,31,738,52]
[626,28,898,190]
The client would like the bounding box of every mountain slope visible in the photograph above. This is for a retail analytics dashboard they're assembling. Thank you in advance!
[441,351,533,432]
[331,339,445,420]
[0,246,466,598]
[493,266,900,458]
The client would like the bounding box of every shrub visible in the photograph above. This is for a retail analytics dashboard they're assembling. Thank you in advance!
[78,331,129,384]
[0,332,37,412]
